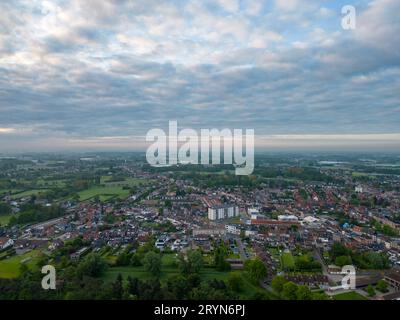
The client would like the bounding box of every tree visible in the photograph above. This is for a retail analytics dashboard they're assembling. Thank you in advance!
[165,275,189,299]
[271,275,287,294]
[112,273,124,299]
[130,253,142,266]
[227,272,243,292]
[376,279,388,293]
[296,285,312,300]
[335,255,352,267]
[77,253,108,277]
[0,202,12,215]
[116,251,131,266]
[126,276,141,297]
[244,258,267,284]
[143,251,162,277]
[214,244,230,271]
[178,250,203,275]
[282,281,298,300]
[331,242,351,259]
[366,284,376,297]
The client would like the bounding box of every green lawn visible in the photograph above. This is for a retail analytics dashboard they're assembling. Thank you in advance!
[77,186,130,201]
[36,178,67,187]
[332,291,368,300]
[0,213,16,226]
[0,250,42,279]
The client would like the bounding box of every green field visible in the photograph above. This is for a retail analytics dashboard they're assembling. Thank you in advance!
[104,265,231,283]
[102,253,231,284]
[78,186,130,201]
[102,253,268,299]
[0,250,42,279]
[332,291,368,300]
[0,214,15,226]
[10,189,48,199]
[352,172,368,177]
[101,176,151,186]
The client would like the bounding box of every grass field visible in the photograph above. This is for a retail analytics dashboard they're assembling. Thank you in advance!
[0,250,42,279]
[101,176,151,186]
[10,189,48,199]
[103,265,232,283]
[332,291,368,300]
[78,185,130,201]
[0,213,16,226]
[102,253,231,284]
[281,252,295,270]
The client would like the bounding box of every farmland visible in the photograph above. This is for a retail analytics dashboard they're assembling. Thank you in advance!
[0,250,42,279]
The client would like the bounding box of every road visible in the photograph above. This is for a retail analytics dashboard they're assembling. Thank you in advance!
[235,237,248,261]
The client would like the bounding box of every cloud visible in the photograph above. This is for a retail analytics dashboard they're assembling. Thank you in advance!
[0,0,399,152]
[0,128,15,134]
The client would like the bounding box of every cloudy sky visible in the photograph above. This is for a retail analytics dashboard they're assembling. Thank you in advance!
[0,0,399,152]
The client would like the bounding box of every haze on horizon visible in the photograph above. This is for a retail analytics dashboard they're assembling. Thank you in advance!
[0,0,399,153]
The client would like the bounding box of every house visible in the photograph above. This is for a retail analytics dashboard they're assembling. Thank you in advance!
[284,275,329,288]
[327,265,342,274]
[382,291,400,300]
[385,271,400,291]
[70,247,89,261]
[0,237,14,250]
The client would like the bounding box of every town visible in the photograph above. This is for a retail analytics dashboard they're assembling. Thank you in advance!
[0,152,399,300]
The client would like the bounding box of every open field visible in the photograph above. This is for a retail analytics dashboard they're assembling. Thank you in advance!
[78,186,130,201]
[102,253,231,284]
[0,213,16,226]
[103,265,231,283]
[10,189,48,199]
[0,250,42,279]
[101,176,152,186]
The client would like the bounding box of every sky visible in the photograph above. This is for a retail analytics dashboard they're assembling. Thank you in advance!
[0,0,399,152]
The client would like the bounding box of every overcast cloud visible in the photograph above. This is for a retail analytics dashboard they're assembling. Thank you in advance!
[0,0,399,152]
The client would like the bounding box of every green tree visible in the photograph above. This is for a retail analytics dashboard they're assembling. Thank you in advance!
[227,272,243,292]
[331,242,351,259]
[271,275,287,294]
[112,273,124,299]
[244,258,267,284]
[296,285,312,300]
[143,251,162,277]
[77,253,108,277]
[165,275,189,299]
[282,281,298,300]
[335,255,352,267]
[366,284,376,297]
[178,250,203,275]
[376,279,388,293]
[214,244,230,271]
[0,202,12,215]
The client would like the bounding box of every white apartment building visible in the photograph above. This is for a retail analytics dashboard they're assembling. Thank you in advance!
[208,204,239,221]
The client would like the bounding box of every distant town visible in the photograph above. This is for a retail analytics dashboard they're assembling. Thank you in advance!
[0,152,399,300]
